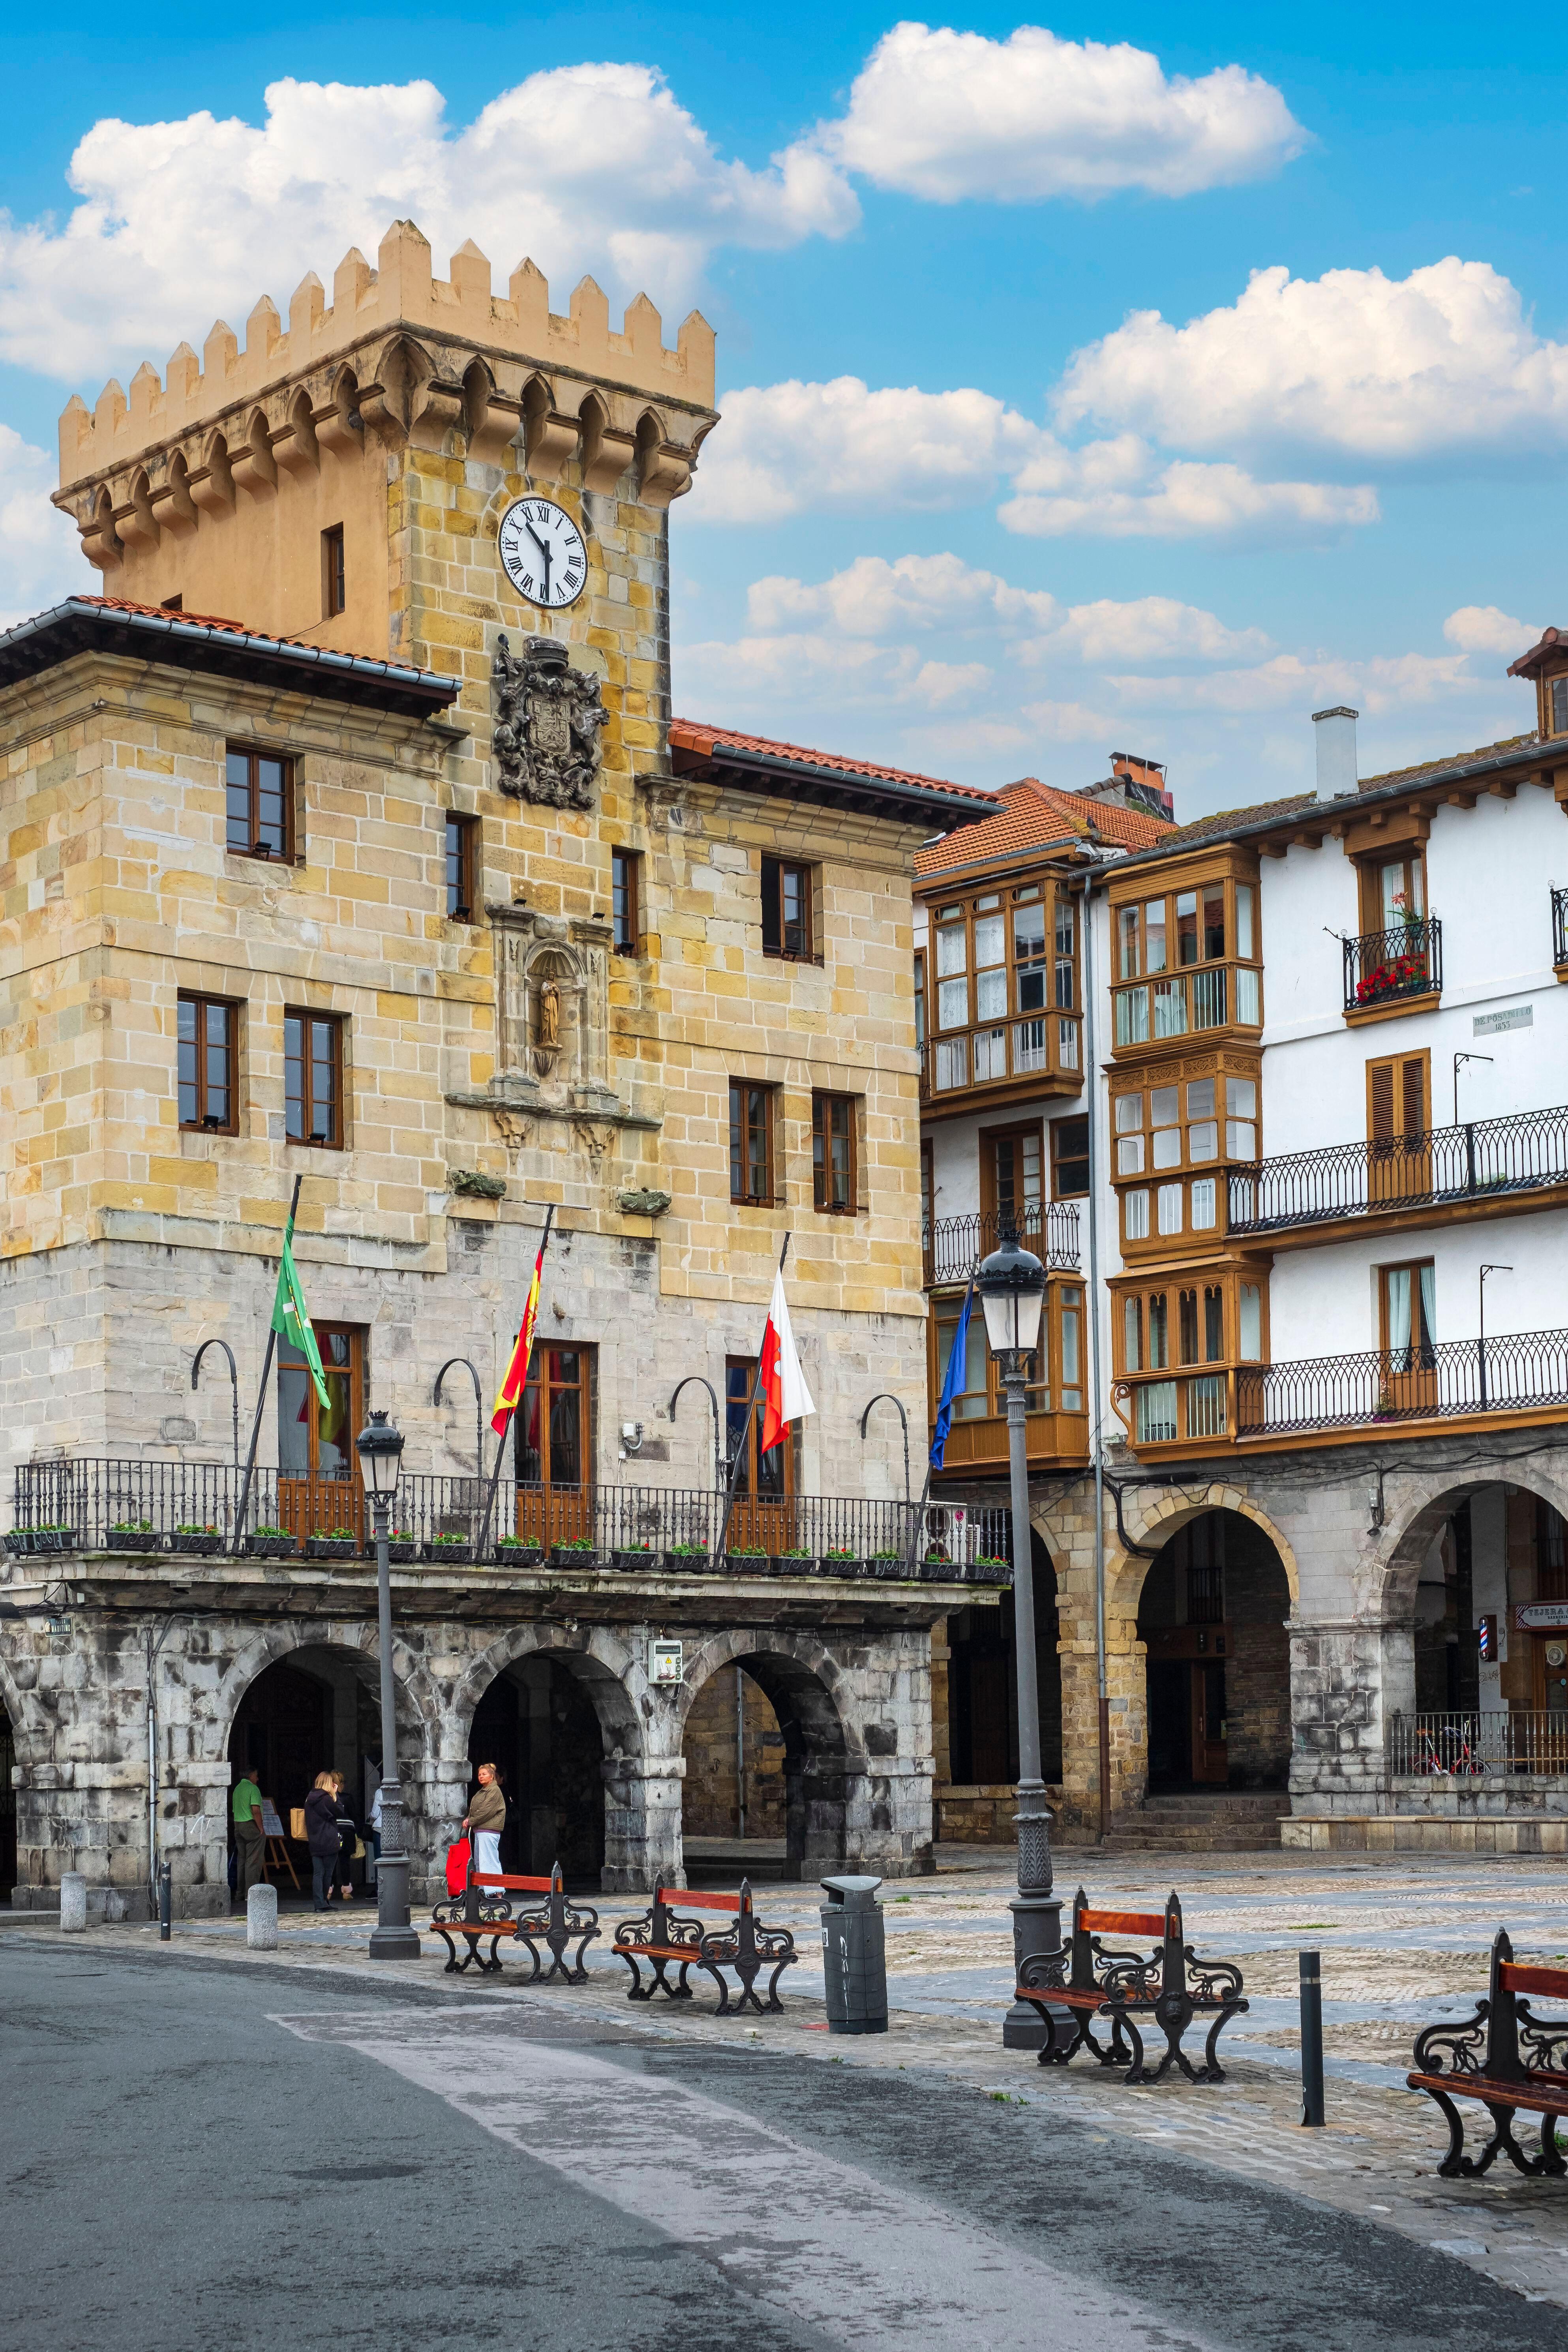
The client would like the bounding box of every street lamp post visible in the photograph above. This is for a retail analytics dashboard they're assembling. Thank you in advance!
[977,1230,1059,2051]
[356,1409,421,1959]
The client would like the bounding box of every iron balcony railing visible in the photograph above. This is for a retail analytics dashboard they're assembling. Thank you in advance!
[924,1202,1081,1286]
[1554,885,1568,968]
[1228,1101,1568,1237]
[1236,1326,1568,1438]
[1388,1709,1568,1778]
[6,1460,1010,1576]
[1343,914,1442,1013]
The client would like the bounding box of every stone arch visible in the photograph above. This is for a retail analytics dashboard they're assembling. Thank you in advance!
[211,1616,441,1767]
[450,1621,647,1760]
[1372,1460,1568,1624]
[1107,1485,1300,1620]
[677,1628,855,1881]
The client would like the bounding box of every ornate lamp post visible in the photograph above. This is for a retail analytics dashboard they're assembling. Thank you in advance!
[356,1409,420,1959]
[977,1230,1058,2049]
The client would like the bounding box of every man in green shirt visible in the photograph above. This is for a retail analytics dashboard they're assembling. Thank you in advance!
[232,1769,265,1904]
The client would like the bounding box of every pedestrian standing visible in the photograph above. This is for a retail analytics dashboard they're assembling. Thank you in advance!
[463,1761,506,1880]
[231,1764,265,1906]
[304,1773,340,1913]
[369,1778,384,1883]
[330,1771,358,1903]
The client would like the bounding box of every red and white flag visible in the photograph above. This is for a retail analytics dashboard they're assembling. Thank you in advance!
[758,1268,816,1454]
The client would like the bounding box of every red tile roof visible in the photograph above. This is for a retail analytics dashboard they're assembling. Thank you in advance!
[914,776,1172,878]
[669,718,998,803]
[73,592,277,636]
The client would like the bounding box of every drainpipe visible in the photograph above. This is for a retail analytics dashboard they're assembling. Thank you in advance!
[1072,867,1112,1842]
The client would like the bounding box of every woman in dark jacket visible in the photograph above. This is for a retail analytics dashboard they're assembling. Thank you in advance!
[304,1774,340,1912]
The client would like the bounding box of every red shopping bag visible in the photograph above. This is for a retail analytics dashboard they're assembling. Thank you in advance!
[445,1836,471,1898]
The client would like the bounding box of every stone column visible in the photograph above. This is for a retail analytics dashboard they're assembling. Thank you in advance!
[1289,1615,1407,1814]
[602,1754,685,1892]
[843,1758,934,1879]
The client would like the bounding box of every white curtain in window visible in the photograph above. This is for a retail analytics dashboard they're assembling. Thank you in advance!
[1386,1266,1411,1360]
[1418,1262,1436,1353]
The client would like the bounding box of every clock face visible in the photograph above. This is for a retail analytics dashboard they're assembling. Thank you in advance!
[497,497,588,610]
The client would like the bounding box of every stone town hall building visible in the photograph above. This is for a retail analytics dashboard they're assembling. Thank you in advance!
[0,221,1001,1914]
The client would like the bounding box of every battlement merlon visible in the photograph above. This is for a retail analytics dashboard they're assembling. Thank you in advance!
[54,218,718,548]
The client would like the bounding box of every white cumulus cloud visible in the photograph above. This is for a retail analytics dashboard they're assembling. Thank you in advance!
[0,68,859,380]
[1442,604,1537,659]
[822,21,1304,201]
[1056,257,1568,464]
[0,428,84,627]
[1106,649,1477,716]
[1002,446,1378,542]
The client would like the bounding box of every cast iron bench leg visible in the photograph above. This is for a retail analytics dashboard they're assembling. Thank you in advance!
[762,1957,793,2012]
[1476,2099,1559,2178]
[433,1925,460,1974]
[565,1928,598,1984]
[1114,2006,1148,2085]
[701,1957,733,2016]
[1420,2081,1471,2177]
[1199,2001,1244,2083]
[619,1951,649,2000]
[515,1931,547,1985]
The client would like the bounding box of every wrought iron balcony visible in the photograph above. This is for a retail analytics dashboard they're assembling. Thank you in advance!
[6,1459,1010,1577]
[1227,1101,1568,1238]
[1388,1709,1568,1778]
[1343,915,1441,1013]
[1235,1326,1568,1439]
[923,1201,1081,1286]
[1554,884,1568,968]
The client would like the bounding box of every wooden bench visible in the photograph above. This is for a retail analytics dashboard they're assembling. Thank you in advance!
[428,1860,600,1981]
[1408,1929,1568,2177]
[613,1877,797,2016]
[1015,1885,1247,2086]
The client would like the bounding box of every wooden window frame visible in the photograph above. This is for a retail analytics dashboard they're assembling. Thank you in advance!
[1112,1269,1270,1380]
[517,1344,595,1490]
[1357,846,1427,941]
[729,1080,776,1206]
[1377,1258,1437,1356]
[981,1119,1045,1237]
[322,524,346,619]
[1050,1114,1090,1200]
[611,846,642,954]
[1108,859,1264,1050]
[285,1007,345,1149]
[1366,1049,1431,1142]
[177,991,239,1135]
[445,812,478,923]
[225,743,295,862]
[812,1089,858,1214]
[1110,1063,1260,1191]
[761,856,815,961]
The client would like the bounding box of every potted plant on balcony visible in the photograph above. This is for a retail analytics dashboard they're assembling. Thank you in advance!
[610,1539,656,1573]
[245,1526,297,1559]
[493,1533,544,1566]
[920,1547,954,1581]
[664,1539,709,1572]
[306,1526,360,1561]
[870,1546,907,1580]
[724,1542,769,1575]
[425,1530,475,1564]
[772,1545,815,1577]
[7,1523,77,1557]
[968,1553,1013,1584]
[383,1526,419,1564]
[109,1518,160,1552]
[820,1544,860,1576]
[551,1533,605,1569]
[171,1522,224,1556]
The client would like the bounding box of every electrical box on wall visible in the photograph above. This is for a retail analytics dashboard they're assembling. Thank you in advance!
[651,1639,684,1685]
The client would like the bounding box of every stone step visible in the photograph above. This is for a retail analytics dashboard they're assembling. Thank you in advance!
[1098,1825,1282,1853]
[1137,1792,1287,1815]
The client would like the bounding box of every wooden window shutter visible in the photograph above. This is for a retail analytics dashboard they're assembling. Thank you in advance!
[1400,1055,1426,1137]
[1367,1056,1396,1142]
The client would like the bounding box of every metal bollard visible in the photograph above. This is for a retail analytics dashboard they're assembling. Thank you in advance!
[1299,1948,1325,2127]
[158,1859,172,1942]
[60,1872,87,1933]
[247,1883,279,1951]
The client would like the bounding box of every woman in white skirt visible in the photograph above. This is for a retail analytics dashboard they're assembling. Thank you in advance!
[464,1760,506,1879]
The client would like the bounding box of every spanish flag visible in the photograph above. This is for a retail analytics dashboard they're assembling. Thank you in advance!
[491,1205,555,1434]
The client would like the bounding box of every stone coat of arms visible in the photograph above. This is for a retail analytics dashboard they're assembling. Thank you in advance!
[491,634,607,809]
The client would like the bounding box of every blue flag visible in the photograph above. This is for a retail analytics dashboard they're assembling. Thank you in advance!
[930,1284,975,1470]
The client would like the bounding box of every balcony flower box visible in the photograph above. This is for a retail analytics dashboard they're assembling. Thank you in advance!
[550,1541,605,1569]
[425,1536,474,1565]
[820,1550,860,1577]
[384,1539,419,1565]
[171,1528,224,1557]
[7,1526,77,1556]
[1354,953,1430,1007]
[610,1545,656,1573]
[305,1534,360,1562]
[245,1530,297,1560]
[919,1553,956,1581]
[967,1555,1013,1584]
[771,1550,815,1577]
[493,1538,544,1567]
[725,1548,770,1576]
[869,1551,908,1580]
[107,1524,161,1551]
[664,1545,710,1573]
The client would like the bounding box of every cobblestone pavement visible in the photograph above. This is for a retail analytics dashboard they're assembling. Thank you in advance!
[17,1840,1568,2310]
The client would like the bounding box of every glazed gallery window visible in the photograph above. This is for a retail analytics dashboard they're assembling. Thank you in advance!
[177,994,237,1132]
[285,1010,343,1146]
[1113,1076,1257,1177]
[445,813,478,922]
[1113,878,1260,1040]
[729,1081,776,1205]
[611,847,642,952]
[225,745,293,859]
[761,857,813,959]
[1051,1116,1090,1199]
[812,1091,857,1212]
[928,879,1080,1088]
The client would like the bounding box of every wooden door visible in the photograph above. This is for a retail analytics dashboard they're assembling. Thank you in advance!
[1367,1052,1431,1204]
[1378,1260,1437,1416]
[725,1356,797,1556]
[277,1324,364,1544]
[514,1347,593,1547]
[983,1123,1044,1251]
[1190,1661,1229,1784]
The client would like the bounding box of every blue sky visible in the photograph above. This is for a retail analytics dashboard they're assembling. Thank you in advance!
[4,5,1566,815]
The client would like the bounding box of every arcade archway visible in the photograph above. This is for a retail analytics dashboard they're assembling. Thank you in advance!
[679,1641,850,1883]
[1136,1508,1291,1793]
[681,1665,789,1881]
[226,1640,416,1902]
[468,1652,624,1883]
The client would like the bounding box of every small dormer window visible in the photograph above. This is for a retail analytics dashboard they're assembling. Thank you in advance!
[1551,675,1568,736]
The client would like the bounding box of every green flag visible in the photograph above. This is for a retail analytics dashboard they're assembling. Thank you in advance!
[272,1216,330,1410]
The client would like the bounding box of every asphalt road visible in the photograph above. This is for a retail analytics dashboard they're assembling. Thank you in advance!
[1,1937,1560,2352]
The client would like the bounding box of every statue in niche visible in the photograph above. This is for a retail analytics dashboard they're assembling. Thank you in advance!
[537,981,561,1054]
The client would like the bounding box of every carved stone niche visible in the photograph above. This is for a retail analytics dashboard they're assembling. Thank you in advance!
[488,905,616,1113]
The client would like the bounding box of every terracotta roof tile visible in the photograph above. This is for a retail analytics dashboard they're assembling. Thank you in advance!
[1146,792,1318,851]
[914,776,1172,876]
[1356,732,1538,789]
[668,718,997,803]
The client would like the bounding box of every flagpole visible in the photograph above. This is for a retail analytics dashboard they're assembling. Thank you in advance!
[233,1173,303,1547]
[716,1232,790,1562]
[475,1203,555,1563]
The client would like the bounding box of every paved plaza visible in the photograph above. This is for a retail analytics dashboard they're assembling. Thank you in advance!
[12,1841,1568,2321]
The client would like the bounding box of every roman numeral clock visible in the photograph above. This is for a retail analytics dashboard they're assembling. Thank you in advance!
[497,496,588,610]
